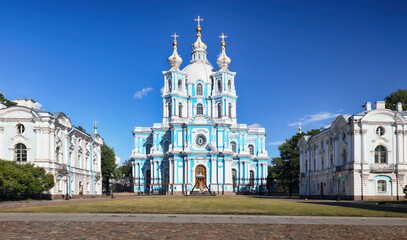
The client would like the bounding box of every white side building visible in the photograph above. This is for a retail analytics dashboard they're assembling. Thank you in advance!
[298,101,407,200]
[0,98,103,199]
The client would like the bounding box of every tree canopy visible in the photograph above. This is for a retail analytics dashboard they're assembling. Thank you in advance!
[270,129,320,197]
[0,159,55,200]
[101,143,117,193]
[385,89,407,110]
[0,92,17,107]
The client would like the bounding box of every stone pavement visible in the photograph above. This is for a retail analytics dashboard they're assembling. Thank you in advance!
[0,214,407,239]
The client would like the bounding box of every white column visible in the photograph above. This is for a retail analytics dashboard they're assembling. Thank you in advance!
[43,128,50,160]
[34,128,42,161]
[169,160,173,184]
[404,130,407,163]
[49,129,55,162]
[396,129,403,164]
[211,158,216,184]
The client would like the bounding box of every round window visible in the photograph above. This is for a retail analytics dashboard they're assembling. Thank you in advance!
[195,134,207,147]
[376,126,385,136]
[16,124,25,134]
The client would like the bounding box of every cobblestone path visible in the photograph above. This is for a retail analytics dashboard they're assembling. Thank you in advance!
[1,221,406,239]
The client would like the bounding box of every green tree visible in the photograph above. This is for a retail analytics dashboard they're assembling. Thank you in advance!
[0,92,17,107]
[385,89,407,110]
[118,159,133,191]
[0,159,54,200]
[271,129,320,198]
[77,126,86,133]
[101,144,117,194]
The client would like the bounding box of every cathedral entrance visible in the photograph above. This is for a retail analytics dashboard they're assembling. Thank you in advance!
[195,165,206,189]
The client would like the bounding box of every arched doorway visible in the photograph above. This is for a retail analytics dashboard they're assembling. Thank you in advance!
[195,165,206,189]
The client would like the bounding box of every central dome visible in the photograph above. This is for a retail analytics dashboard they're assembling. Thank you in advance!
[182,61,215,84]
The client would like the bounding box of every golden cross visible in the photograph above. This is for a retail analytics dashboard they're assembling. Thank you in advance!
[93,120,98,127]
[194,16,203,26]
[219,33,227,42]
[171,32,179,41]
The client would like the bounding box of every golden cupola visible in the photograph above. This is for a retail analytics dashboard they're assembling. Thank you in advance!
[167,33,183,69]
[216,33,231,70]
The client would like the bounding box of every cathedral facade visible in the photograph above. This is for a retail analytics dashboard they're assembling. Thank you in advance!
[130,18,269,195]
[0,98,103,199]
[298,101,407,200]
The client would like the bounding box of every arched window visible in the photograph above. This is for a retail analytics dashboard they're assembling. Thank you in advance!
[248,145,254,155]
[217,80,221,92]
[231,141,237,153]
[145,170,151,192]
[196,103,203,115]
[196,83,203,96]
[217,103,222,118]
[374,146,387,163]
[341,149,347,165]
[228,103,232,118]
[178,103,183,117]
[376,126,385,136]
[305,159,308,172]
[15,143,27,162]
[168,102,172,117]
[55,146,60,163]
[313,157,316,170]
[178,80,182,92]
[377,180,387,193]
[145,144,152,155]
[163,141,170,153]
[228,80,231,91]
[168,79,172,92]
[249,170,254,187]
[16,124,25,134]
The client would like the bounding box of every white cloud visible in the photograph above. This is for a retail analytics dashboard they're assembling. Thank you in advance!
[160,87,164,94]
[134,87,153,99]
[33,102,42,109]
[267,141,284,146]
[288,111,341,127]
[248,123,262,128]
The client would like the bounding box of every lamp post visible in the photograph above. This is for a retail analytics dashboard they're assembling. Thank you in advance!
[337,173,341,201]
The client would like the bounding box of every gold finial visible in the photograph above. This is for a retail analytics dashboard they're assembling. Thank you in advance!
[93,120,98,129]
[194,16,203,32]
[171,32,179,46]
[298,122,302,133]
[219,33,227,47]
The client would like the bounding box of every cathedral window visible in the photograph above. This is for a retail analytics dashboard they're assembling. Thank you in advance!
[217,103,222,118]
[228,80,231,91]
[305,159,308,172]
[196,83,203,96]
[231,141,237,153]
[330,154,333,167]
[249,171,254,188]
[168,102,172,117]
[313,157,316,170]
[15,143,27,162]
[248,145,254,155]
[232,169,237,190]
[178,103,183,117]
[145,144,152,155]
[196,103,203,115]
[228,103,232,118]
[376,126,385,136]
[374,146,387,163]
[16,124,25,134]
[163,141,170,153]
[341,149,347,165]
[321,156,324,169]
[377,180,387,193]
[217,80,221,92]
[168,79,172,92]
[178,80,182,91]
[55,146,61,163]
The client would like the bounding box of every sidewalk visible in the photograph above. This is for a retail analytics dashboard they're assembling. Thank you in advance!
[0,213,406,226]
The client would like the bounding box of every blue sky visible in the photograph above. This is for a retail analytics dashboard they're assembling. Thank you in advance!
[1,1,406,164]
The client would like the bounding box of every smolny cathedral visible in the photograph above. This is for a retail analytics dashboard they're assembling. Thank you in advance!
[130,17,269,195]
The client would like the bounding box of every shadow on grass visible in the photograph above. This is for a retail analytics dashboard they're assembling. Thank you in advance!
[303,201,407,214]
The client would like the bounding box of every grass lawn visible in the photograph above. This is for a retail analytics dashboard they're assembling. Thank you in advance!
[1,196,407,217]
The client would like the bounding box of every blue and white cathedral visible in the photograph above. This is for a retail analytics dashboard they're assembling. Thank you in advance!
[130,17,269,195]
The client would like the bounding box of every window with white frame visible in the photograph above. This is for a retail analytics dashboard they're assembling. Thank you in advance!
[178,80,182,92]
[15,143,27,162]
[249,171,254,187]
[377,180,387,193]
[248,145,254,155]
[168,102,172,117]
[196,83,203,96]
[168,79,172,92]
[228,80,231,91]
[228,103,232,118]
[376,126,385,136]
[321,156,324,170]
[196,103,203,115]
[341,149,347,165]
[217,103,222,118]
[16,124,25,134]
[178,103,183,117]
[231,141,237,153]
[217,80,221,92]
[374,145,387,163]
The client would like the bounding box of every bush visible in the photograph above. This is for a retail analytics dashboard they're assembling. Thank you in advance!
[0,159,55,200]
